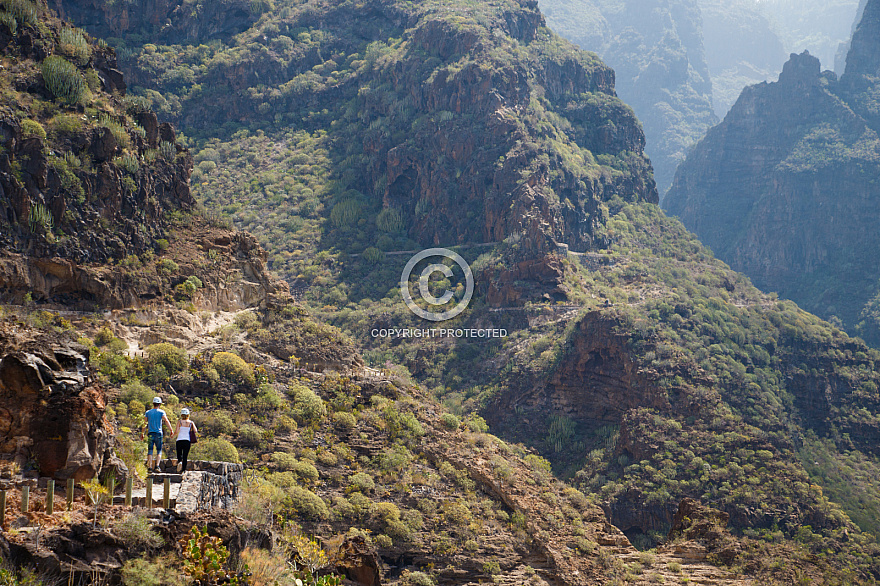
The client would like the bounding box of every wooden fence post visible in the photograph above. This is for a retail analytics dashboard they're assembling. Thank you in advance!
[67,478,75,511]
[0,490,6,526]
[125,478,133,507]
[46,480,54,515]
[163,478,170,509]
[20,486,28,513]
[146,478,153,509]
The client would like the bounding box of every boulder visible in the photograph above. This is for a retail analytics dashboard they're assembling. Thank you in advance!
[0,344,122,481]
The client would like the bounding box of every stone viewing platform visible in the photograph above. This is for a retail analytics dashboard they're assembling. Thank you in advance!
[122,460,244,511]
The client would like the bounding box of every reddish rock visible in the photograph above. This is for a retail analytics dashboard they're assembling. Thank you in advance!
[0,337,125,481]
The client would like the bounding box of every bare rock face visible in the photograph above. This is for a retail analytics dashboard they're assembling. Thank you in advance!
[0,223,289,313]
[323,534,381,586]
[665,498,742,566]
[0,336,124,481]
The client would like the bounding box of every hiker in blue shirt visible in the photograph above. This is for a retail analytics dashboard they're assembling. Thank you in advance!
[140,397,173,472]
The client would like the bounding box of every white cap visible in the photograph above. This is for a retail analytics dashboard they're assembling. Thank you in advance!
[180,408,190,415]
[152,397,162,404]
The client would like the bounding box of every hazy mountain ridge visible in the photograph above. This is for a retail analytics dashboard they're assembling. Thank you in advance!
[665,0,880,348]
[540,0,718,195]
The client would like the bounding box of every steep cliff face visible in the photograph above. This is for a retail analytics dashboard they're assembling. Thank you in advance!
[665,14,880,345]
[540,0,718,196]
[48,0,256,45]
[835,0,868,72]
[843,0,880,77]
[0,0,292,486]
[0,3,194,266]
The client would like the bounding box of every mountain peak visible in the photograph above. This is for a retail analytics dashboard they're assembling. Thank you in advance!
[779,50,821,84]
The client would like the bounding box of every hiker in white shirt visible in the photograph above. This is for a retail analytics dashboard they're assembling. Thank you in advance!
[172,408,198,472]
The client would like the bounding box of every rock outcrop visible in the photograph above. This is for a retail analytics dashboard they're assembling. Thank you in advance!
[0,331,123,481]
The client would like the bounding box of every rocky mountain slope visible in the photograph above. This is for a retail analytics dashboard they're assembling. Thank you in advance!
[664,0,880,348]
[17,0,880,584]
[0,2,764,585]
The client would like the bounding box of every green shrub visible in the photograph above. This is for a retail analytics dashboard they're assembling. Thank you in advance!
[362,246,384,264]
[28,202,51,233]
[41,56,85,104]
[128,399,145,419]
[211,351,255,388]
[120,380,153,407]
[287,486,328,520]
[176,275,203,298]
[159,140,176,160]
[272,451,298,470]
[374,502,400,522]
[374,534,393,548]
[288,384,326,424]
[332,411,357,429]
[253,384,284,411]
[113,153,139,174]
[190,437,239,462]
[238,423,264,446]
[20,119,45,140]
[274,414,297,433]
[59,27,90,64]
[403,571,434,586]
[316,449,337,466]
[114,512,164,549]
[292,460,319,482]
[1,0,37,27]
[47,154,84,200]
[145,343,187,375]
[96,352,136,384]
[120,556,180,586]
[157,258,178,275]
[330,198,360,227]
[193,410,235,436]
[465,414,489,433]
[376,207,404,233]
[271,453,318,482]
[348,472,375,492]
[98,113,130,150]
[385,520,412,540]
[107,338,129,354]
[94,326,116,346]
[440,413,460,430]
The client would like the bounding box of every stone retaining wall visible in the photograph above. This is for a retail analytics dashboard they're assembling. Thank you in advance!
[174,461,243,513]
